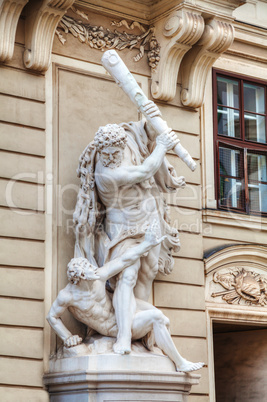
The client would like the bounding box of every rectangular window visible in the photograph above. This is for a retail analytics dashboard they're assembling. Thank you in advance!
[213,70,267,215]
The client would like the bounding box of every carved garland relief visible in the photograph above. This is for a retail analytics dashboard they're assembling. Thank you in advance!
[55,6,235,107]
[211,267,267,307]
[55,6,161,72]
[0,2,236,104]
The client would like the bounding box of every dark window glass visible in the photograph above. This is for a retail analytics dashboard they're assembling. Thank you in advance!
[220,177,243,209]
[219,147,241,177]
[214,72,267,215]
[244,114,266,143]
[243,83,265,114]
[217,77,239,108]
[217,107,240,138]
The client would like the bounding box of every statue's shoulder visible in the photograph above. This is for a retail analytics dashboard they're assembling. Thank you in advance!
[57,285,74,306]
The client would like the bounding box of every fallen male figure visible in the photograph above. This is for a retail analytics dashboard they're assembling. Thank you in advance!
[47,226,204,372]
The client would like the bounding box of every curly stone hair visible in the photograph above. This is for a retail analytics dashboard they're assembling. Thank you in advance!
[94,124,127,151]
[67,257,97,284]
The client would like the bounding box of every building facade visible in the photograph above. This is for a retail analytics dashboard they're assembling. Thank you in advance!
[0,1,267,401]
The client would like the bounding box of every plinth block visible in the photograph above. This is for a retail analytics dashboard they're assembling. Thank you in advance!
[44,352,200,402]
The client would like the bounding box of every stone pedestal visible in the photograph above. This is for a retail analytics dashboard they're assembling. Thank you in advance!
[44,343,200,402]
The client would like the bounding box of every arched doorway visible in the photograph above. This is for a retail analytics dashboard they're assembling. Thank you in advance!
[204,245,267,401]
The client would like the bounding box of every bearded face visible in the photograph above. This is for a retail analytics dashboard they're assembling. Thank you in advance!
[100,146,123,168]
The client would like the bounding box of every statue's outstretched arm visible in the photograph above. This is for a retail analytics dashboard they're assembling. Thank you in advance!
[98,225,166,282]
[105,131,179,188]
[46,289,82,347]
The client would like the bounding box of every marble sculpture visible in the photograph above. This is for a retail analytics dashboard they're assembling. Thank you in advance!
[47,50,204,373]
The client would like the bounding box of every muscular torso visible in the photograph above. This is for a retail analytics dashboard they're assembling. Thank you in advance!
[67,282,117,337]
[95,146,161,240]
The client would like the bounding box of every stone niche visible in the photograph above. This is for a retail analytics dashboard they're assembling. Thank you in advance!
[45,43,202,402]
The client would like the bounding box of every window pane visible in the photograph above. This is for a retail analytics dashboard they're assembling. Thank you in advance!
[219,147,241,177]
[217,77,239,108]
[220,177,243,209]
[245,113,266,143]
[218,107,240,138]
[247,153,267,182]
[244,83,265,114]
[249,184,267,213]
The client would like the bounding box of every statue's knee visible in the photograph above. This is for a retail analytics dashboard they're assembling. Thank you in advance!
[164,315,170,327]
[155,311,170,328]
[153,309,165,324]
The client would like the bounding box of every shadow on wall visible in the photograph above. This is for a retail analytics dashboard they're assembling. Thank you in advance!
[213,322,267,402]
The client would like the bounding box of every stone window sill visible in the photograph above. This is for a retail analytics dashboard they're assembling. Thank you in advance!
[203,208,267,232]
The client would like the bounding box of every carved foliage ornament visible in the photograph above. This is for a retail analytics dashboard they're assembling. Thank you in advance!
[56,7,160,72]
[212,267,267,307]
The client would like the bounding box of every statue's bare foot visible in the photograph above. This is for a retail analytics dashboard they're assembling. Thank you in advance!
[113,338,131,355]
[176,360,204,373]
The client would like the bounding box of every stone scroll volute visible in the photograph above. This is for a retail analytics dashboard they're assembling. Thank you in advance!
[180,18,235,108]
[23,0,75,71]
[0,0,29,62]
[151,8,205,102]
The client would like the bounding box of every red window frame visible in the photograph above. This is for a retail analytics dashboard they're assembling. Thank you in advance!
[213,69,267,216]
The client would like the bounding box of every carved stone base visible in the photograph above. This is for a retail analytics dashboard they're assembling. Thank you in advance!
[44,338,200,401]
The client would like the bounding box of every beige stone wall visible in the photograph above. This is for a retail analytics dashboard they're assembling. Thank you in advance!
[0,20,48,402]
[154,103,208,399]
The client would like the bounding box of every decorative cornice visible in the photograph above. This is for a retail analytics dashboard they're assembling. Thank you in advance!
[151,8,205,101]
[24,0,75,71]
[180,18,235,108]
[75,1,247,24]
[0,0,29,62]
